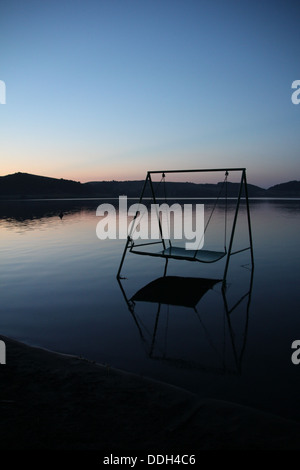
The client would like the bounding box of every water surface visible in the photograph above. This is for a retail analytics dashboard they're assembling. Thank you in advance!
[0,198,299,421]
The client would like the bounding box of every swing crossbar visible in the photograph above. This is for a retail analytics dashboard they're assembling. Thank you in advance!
[147,167,245,175]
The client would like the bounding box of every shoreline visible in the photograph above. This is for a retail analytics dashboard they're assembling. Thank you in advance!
[0,334,299,451]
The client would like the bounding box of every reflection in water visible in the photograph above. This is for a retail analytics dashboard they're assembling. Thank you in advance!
[0,199,99,226]
[131,276,220,308]
[118,265,253,376]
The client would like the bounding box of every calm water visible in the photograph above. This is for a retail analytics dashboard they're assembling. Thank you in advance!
[0,198,299,421]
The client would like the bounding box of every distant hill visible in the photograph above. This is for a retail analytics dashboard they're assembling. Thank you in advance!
[84,180,267,198]
[266,181,300,197]
[0,172,84,198]
[0,172,299,199]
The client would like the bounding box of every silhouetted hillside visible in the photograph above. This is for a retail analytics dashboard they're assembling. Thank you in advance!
[0,173,84,198]
[84,180,266,198]
[0,172,299,199]
[266,181,300,197]
[83,180,145,198]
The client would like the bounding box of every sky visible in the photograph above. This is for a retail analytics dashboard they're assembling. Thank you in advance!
[0,0,299,188]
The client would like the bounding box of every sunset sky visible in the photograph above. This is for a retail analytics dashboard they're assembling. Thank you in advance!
[0,0,299,188]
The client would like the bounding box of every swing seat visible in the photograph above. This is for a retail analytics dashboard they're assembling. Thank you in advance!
[162,246,226,263]
[131,245,226,263]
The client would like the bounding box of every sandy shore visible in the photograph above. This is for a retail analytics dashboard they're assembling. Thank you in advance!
[0,334,299,451]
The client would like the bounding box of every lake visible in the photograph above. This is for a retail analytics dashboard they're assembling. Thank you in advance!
[0,198,299,422]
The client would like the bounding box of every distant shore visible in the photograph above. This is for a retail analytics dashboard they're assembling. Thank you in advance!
[0,334,299,451]
[1,172,300,199]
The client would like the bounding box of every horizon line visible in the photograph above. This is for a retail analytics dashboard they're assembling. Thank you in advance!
[1,170,300,190]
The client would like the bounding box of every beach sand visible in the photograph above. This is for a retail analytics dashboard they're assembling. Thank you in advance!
[0,334,299,451]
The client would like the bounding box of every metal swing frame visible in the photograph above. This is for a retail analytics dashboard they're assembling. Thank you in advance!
[117,167,254,286]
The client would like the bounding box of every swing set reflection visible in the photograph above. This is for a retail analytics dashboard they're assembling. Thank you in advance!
[118,266,254,376]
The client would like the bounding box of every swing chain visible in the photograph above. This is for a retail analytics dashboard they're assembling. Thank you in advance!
[224,171,228,252]
[193,170,229,256]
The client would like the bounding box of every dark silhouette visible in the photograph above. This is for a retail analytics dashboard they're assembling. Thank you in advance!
[0,172,299,199]
[118,267,253,376]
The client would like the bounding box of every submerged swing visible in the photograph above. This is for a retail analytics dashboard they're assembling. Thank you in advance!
[117,168,254,285]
